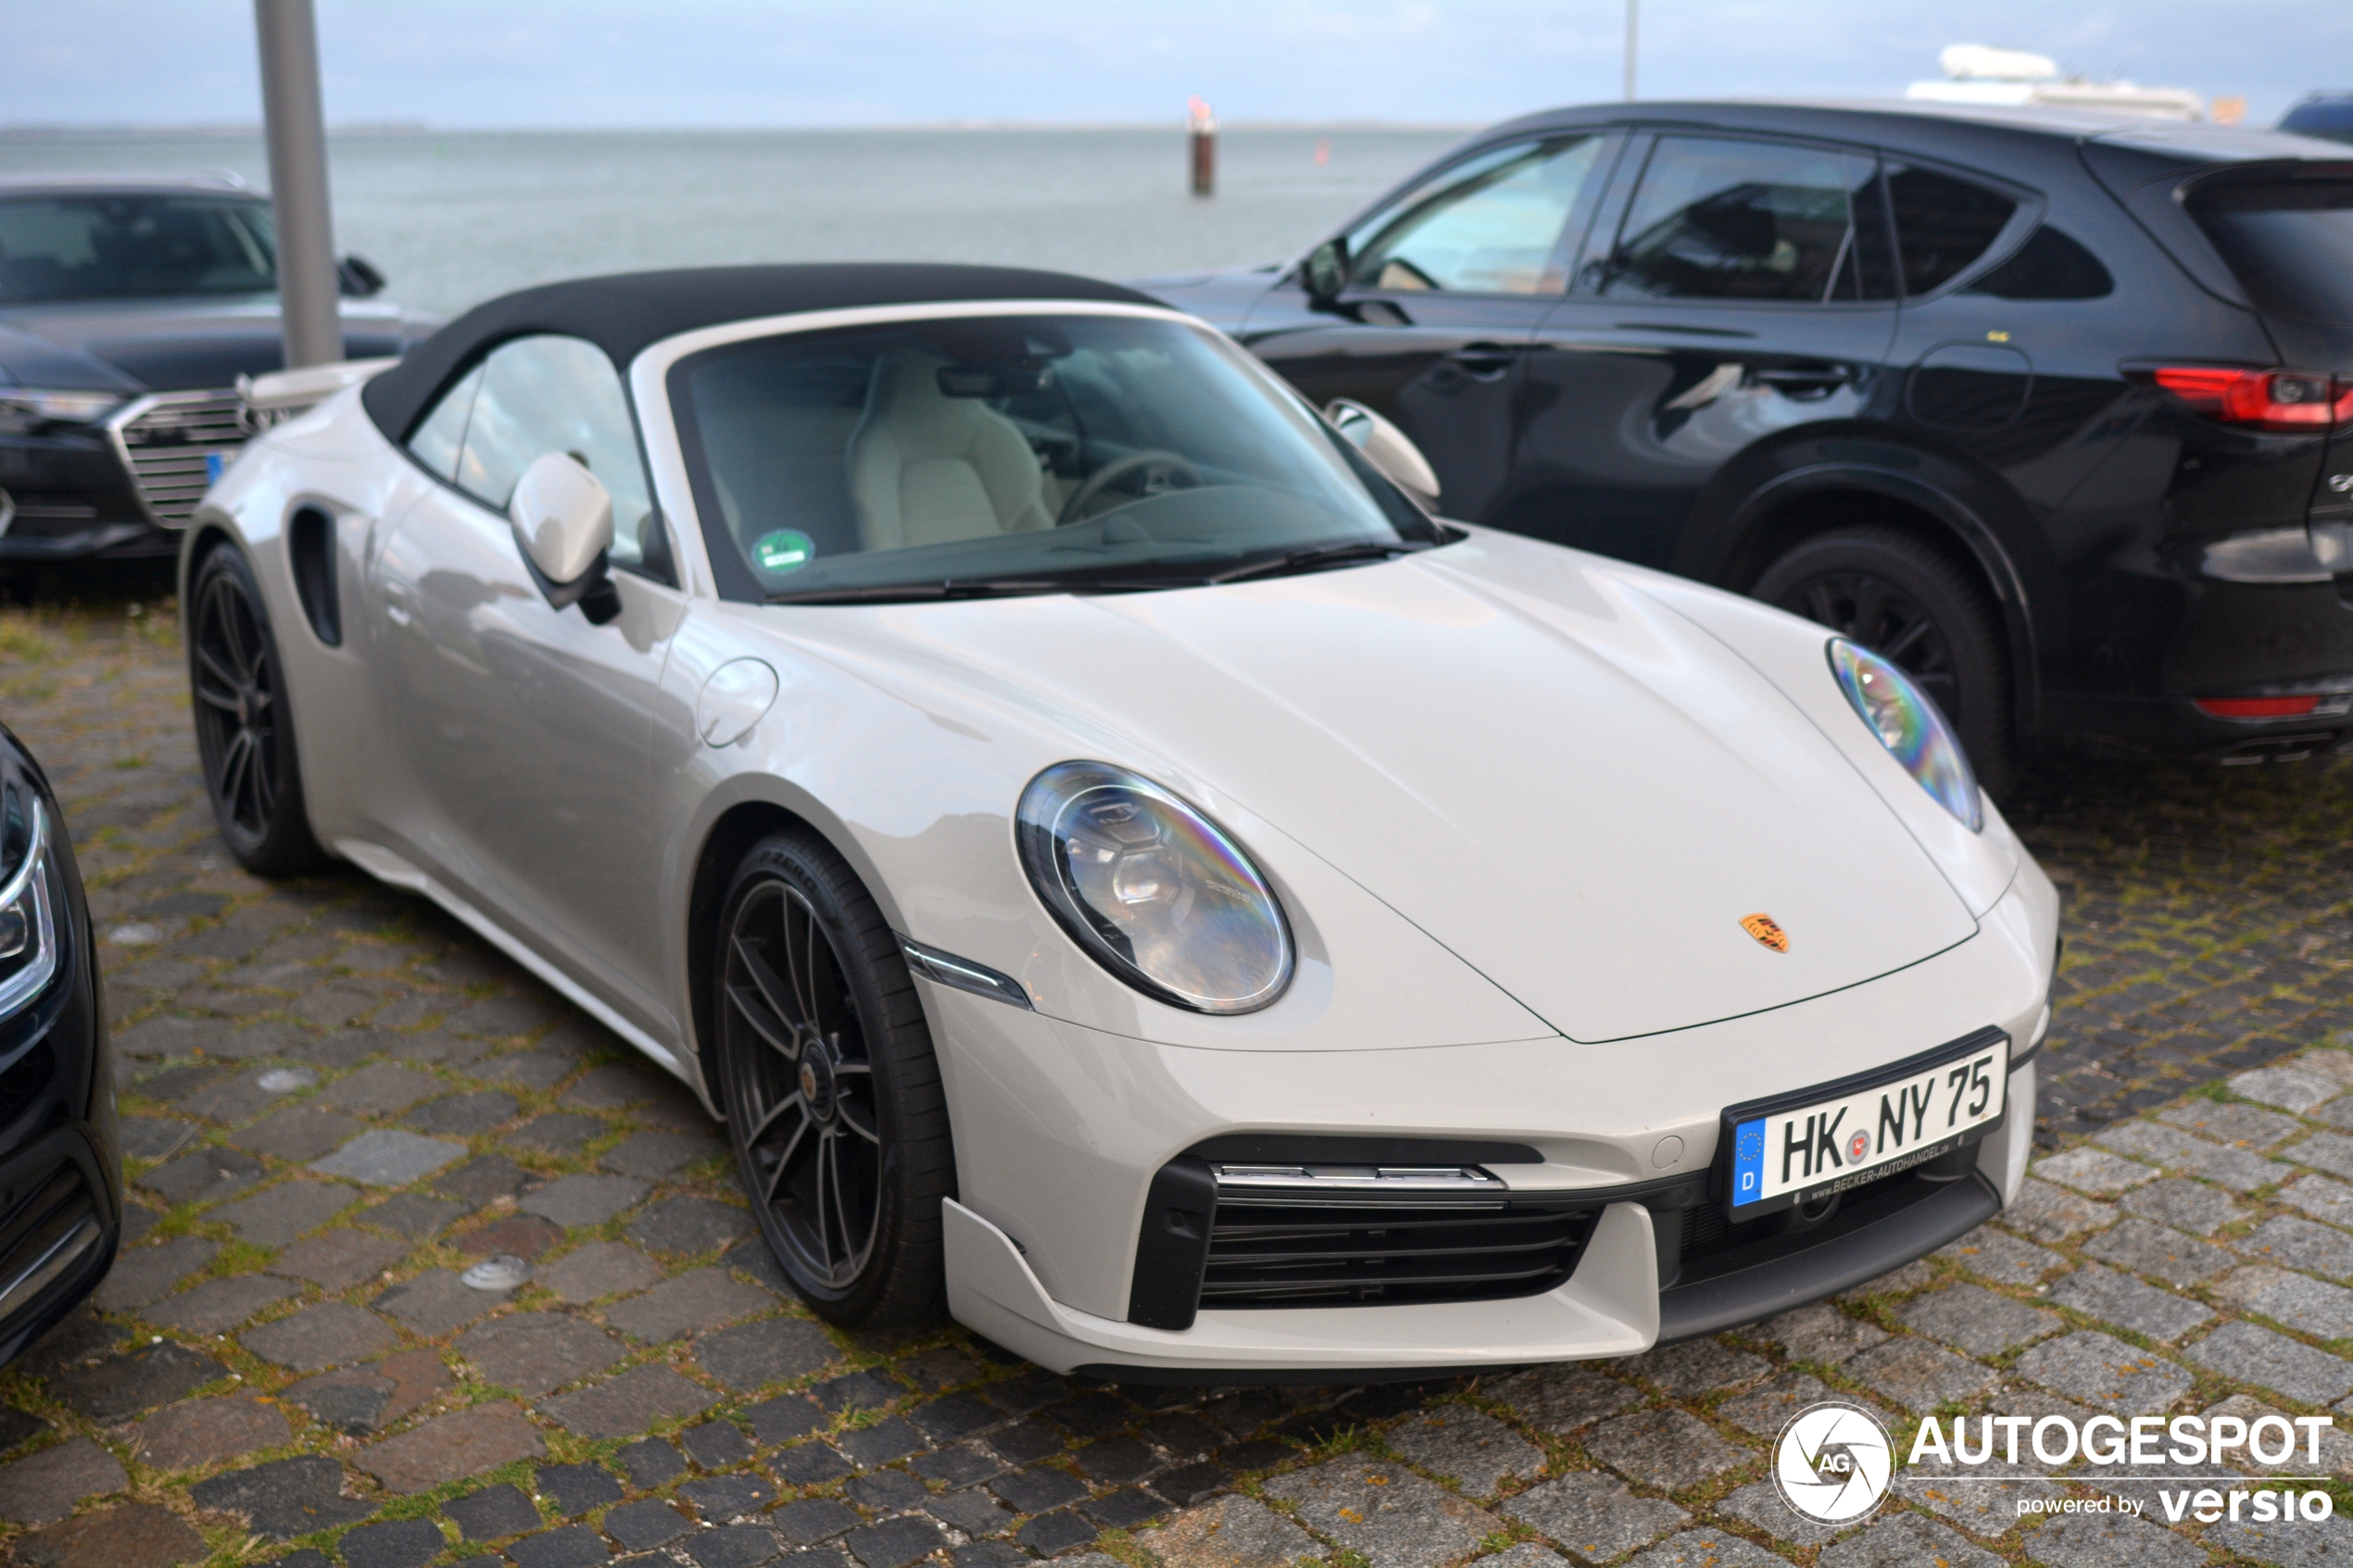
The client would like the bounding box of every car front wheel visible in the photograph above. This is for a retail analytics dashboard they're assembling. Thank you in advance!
[188,545,333,874]
[1753,525,2017,796]
[712,828,952,1328]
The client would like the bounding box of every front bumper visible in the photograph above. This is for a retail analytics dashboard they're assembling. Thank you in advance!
[925,866,2055,1375]
[1,388,245,563]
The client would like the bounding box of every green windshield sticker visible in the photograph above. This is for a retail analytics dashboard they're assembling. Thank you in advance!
[751,529,816,574]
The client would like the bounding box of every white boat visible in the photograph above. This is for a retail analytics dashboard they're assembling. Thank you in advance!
[1907,44,2206,121]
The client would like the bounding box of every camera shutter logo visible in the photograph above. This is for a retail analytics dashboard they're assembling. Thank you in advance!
[1774,1401,1894,1524]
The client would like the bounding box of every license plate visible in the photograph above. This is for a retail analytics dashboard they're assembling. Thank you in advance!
[1723,1028,2008,1216]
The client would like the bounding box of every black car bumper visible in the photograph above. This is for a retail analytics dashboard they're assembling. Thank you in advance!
[0,728,120,1370]
[2048,575,2353,762]
[0,386,248,565]
[0,428,175,563]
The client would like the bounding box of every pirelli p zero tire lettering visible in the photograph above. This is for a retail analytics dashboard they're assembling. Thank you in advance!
[712,827,953,1328]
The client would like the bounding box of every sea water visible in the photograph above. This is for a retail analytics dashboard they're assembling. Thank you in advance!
[0,127,1467,319]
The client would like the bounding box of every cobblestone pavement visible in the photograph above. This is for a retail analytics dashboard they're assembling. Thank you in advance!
[5,596,2353,1568]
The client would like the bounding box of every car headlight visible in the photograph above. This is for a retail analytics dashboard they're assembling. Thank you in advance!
[1017,760,1293,1014]
[1829,640,1982,832]
[0,791,58,1022]
[0,390,126,433]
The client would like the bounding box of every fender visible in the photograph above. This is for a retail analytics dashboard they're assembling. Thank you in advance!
[1683,455,2059,745]
[663,767,919,1111]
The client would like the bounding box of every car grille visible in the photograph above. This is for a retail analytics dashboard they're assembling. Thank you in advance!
[111,390,245,526]
[1674,1150,1960,1282]
[0,1042,54,1137]
[0,1156,102,1330]
[1196,1164,1598,1308]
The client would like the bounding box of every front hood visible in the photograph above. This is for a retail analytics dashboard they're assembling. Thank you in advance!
[0,323,141,394]
[0,297,416,390]
[1126,267,1279,335]
[845,535,1979,1042]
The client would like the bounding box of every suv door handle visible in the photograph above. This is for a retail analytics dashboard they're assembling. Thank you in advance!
[1752,364,1857,395]
[1447,343,1522,379]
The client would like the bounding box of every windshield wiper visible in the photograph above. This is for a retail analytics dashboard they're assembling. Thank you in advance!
[764,577,1168,606]
[1203,539,1435,584]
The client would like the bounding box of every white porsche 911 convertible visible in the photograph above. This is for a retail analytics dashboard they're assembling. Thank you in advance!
[186,264,2056,1378]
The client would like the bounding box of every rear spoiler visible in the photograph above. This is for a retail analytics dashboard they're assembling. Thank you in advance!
[2081,143,2353,309]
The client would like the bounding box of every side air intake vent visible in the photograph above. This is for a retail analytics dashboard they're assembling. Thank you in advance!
[288,507,341,646]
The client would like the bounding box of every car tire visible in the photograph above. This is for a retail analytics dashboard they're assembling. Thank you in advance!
[188,545,334,875]
[711,827,952,1329]
[1752,526,2017,797]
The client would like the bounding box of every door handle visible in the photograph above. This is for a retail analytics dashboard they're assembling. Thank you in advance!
[1447,343,1521,379]
[1752,364,1858,396]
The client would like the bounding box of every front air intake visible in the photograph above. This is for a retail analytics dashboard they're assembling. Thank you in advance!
[1126,1150,1597,1330]
[0,1158,101,1332]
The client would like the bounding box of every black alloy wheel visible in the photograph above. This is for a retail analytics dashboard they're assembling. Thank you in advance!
[189,546,332,874]
[1753,525,2018,797]
[713,829,951,1327]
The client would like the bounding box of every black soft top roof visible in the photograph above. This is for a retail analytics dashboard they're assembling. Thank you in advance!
[361,262,1161,441]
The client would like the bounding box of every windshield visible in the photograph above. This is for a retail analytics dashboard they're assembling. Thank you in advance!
[0,195,277,304]
[672,311,1441,603]
[2187,179,2353,327]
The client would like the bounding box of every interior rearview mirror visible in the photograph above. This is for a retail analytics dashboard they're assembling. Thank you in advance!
[1326,399,1441,510]
[510,452,621,620]
[1302,239,1348,306]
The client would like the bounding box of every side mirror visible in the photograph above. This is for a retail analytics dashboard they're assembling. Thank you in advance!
[1327,399,1441,510]
[510,452,620,620]
[1302,239,1348,306]
[337,255,387,298]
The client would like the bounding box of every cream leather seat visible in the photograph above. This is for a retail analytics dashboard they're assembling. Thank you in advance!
[847,353,1053,551]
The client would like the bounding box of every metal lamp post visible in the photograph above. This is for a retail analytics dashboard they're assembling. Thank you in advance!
[1624,0,1638,101]
[254,0,342,367]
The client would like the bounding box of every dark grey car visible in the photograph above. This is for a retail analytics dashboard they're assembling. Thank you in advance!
[0,174,433,566]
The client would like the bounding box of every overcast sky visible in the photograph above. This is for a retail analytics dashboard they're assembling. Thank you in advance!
[6,1,2347,130]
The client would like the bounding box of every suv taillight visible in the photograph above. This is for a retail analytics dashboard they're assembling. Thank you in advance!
[2152,367,2353,432]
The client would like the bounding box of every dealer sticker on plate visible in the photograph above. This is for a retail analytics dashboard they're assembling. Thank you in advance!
[1729,1035,2007,1211]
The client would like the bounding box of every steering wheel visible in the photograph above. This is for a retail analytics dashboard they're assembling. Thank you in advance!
[1057,449,1204,525]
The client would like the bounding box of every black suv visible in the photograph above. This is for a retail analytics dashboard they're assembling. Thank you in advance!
[1142,103,2353,787]
[0,174,432,568]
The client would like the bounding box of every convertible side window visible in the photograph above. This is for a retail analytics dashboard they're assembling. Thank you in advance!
[405,362,482,482]
[1598,136,1881,304]
[1345,136,1608,295]
[454,333,661,571]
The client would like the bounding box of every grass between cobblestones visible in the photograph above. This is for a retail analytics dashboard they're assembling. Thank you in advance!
[4,591,2353,1568]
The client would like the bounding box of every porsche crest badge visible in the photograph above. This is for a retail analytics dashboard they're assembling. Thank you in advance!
[1741,913,1789,953]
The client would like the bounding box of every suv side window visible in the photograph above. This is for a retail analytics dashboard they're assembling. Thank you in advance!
[1346,136,1609,295]
[1886,165,2020,295]
[453,334,661,571]
[1600,136,1882,303]
[1966,225,2113,300]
